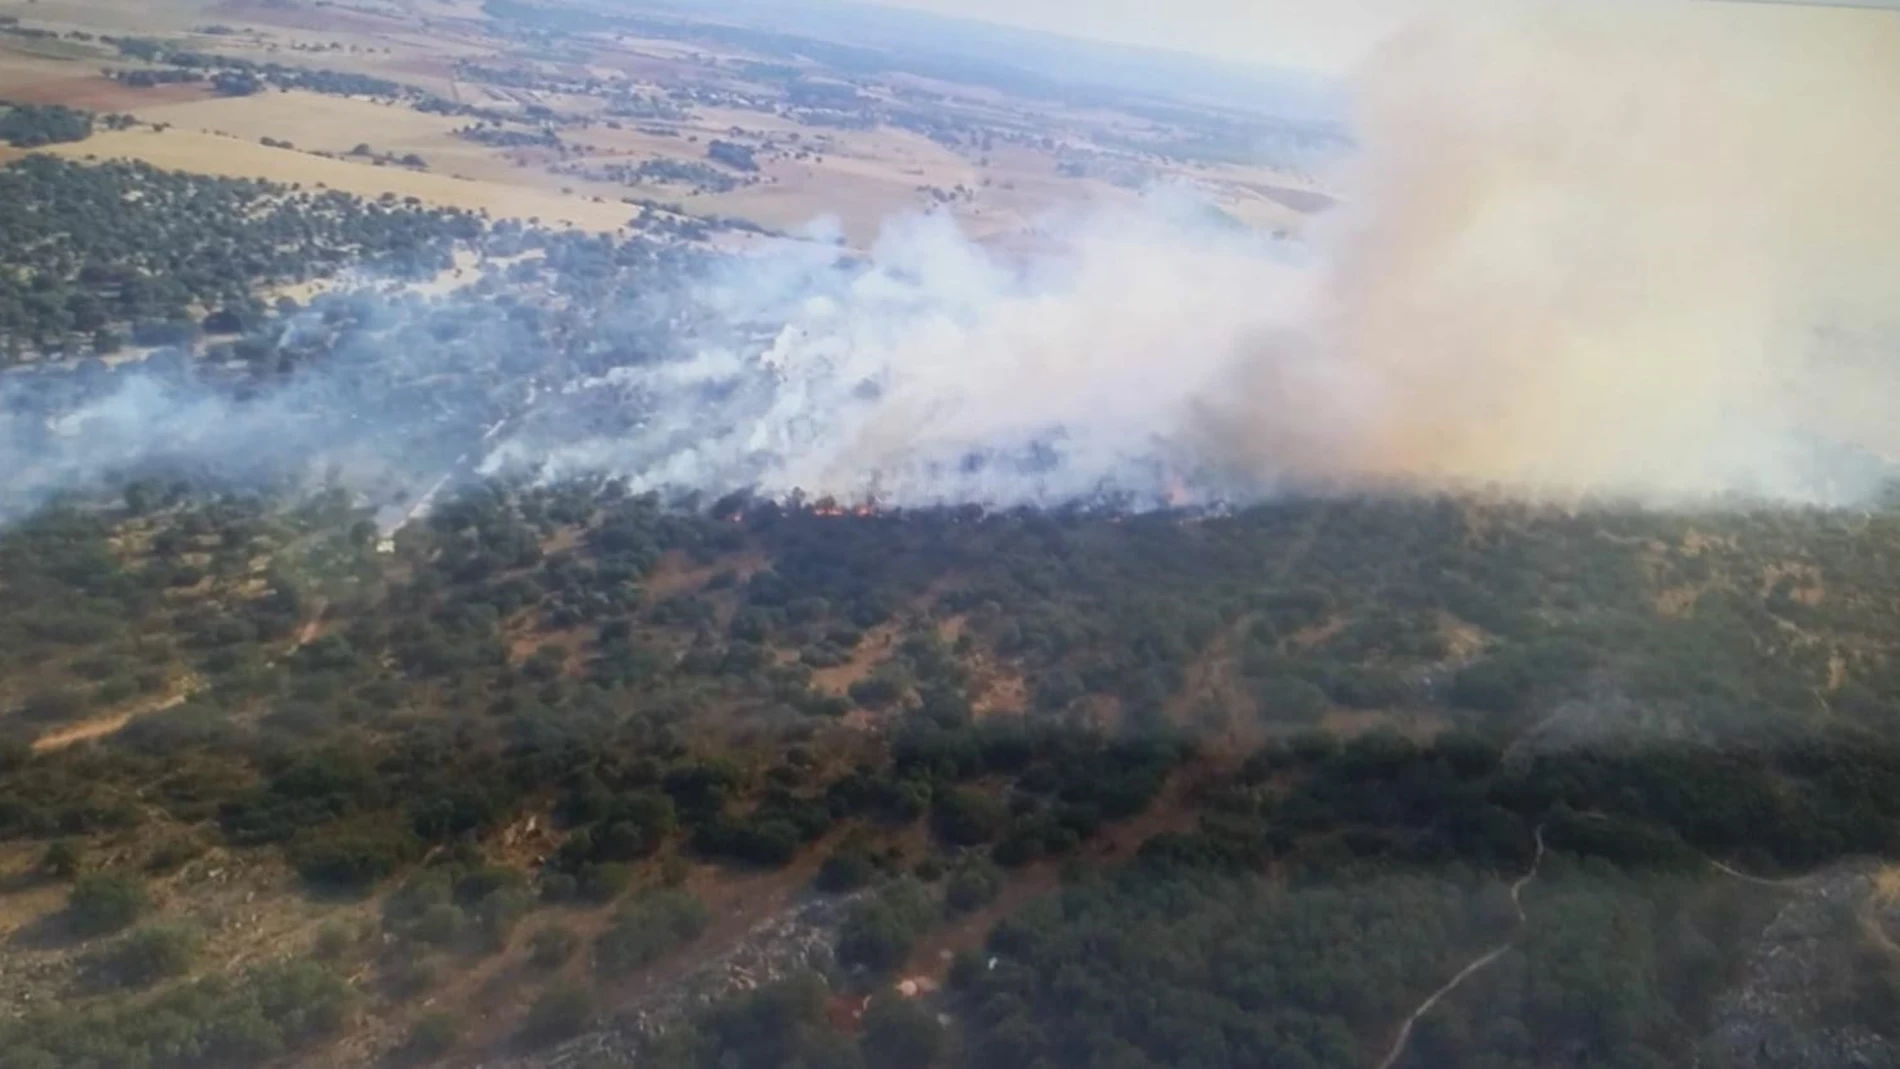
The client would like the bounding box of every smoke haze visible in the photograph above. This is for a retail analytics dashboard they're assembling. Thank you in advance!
[5,1,1899,517]
[1231,0,1900,500]
[504,0,1900,508]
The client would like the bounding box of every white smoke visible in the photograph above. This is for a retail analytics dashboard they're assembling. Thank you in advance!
[493,0,1900,509]
[5,2,1898,521]
[494,200,1314,506]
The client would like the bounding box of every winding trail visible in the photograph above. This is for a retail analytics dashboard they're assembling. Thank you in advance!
[1374,825,1546,1069]
[1704,857,1817,889]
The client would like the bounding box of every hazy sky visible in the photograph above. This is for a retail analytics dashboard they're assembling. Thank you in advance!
[857,0,1414,73]
[855,0,1898,75]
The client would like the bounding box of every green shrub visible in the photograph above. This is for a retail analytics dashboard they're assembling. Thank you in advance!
[143,833,205,874]
[68,871,150,937]
[529,924,580,970]
[578,862,634,904]
[106,923,199,987]
[815,845,877,893]
[932,788,1006,847]
[594,890,709,978]
[861,993,945,1069]
[290,825,417,895]
[400,1010,460,1062]
[40,839,81,880]
[312,920,356,961]
[1449,657,1532,715]
[837,878,935,974]
[944,860,1003,915]
[1252,676,1330,722]
[522,983,595,1046]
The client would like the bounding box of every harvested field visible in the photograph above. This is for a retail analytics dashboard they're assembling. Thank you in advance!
[0,52,93,96]
[46,127,641,231]
[128,88,467,154]
[209,0,413,37]
[0,74,211,110]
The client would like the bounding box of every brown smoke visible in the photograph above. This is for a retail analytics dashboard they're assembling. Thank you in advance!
[1207,0,1900,502]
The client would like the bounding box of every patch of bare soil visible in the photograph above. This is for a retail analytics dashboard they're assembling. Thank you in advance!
[1163,617,1255,739]
[31,683,196,753]
[642,549,771,601]
[3,77,210,110]
[1654,585,1704,618]
[1317,708,1450,743]
[1437,613,1491,661]
[809,623,899,697]
[1762,561,1826,606]
[436,837,852,1068]
[211,0,411,36]
[1290,614,1349,650]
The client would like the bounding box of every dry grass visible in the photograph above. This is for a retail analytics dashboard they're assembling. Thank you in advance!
[2,0,220,34]
[809,621,900,697]
[126,89,466,154]
[2,74,210,110]
[1875,865,1900,907]
[0,51,94,95]
[643,549,773,600]
[1762,561,1826,606]
[46,127,640,231]
[1318,708,1451,743]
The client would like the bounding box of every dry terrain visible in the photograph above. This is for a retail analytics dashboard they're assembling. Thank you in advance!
[2,0,1335,245]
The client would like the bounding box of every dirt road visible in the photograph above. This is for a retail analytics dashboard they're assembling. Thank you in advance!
[1374,824,1546,1069]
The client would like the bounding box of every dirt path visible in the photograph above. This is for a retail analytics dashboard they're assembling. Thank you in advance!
[1367,832,1826,1069]
[292,597,331,648]
[1705,857,1818,890]
[1373,825,1545,1069]
[30,686,194,753]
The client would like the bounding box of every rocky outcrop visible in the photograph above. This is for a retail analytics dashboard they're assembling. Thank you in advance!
[477,890,864,1068]
[1698,863,1900,1069]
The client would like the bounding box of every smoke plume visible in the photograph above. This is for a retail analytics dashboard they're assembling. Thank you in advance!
[5,2,1898,519]
[512,0,1900,508]
[1208,0,1900,501]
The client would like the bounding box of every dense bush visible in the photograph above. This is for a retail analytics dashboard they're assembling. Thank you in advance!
[861,994,944,1069]
[0,156,478,357]
[67,871,151,937]
[944,860,1003,915]
[522,983,596,1046]
[594,890,710,978]
[291,824,418,894]
[399,1011,460,1062]
[104,923,200,987]
[0,959,352,1068]
[837,879,935,974]
[529,924,580,970]
[0,102,92,147]
[815,842,879,893]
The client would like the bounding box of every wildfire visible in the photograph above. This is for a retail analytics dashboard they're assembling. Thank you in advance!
[1161,472,1191,509]
[807,497,880,518]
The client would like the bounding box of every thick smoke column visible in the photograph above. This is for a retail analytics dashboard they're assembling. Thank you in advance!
[1204,0,1900,500]
[514,0,1900,507]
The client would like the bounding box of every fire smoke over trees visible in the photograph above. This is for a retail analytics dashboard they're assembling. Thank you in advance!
[522,0,1900,508]
[4,2,1898,518]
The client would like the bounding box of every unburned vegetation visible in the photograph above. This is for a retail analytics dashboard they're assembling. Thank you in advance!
[1,478,1900,1064]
